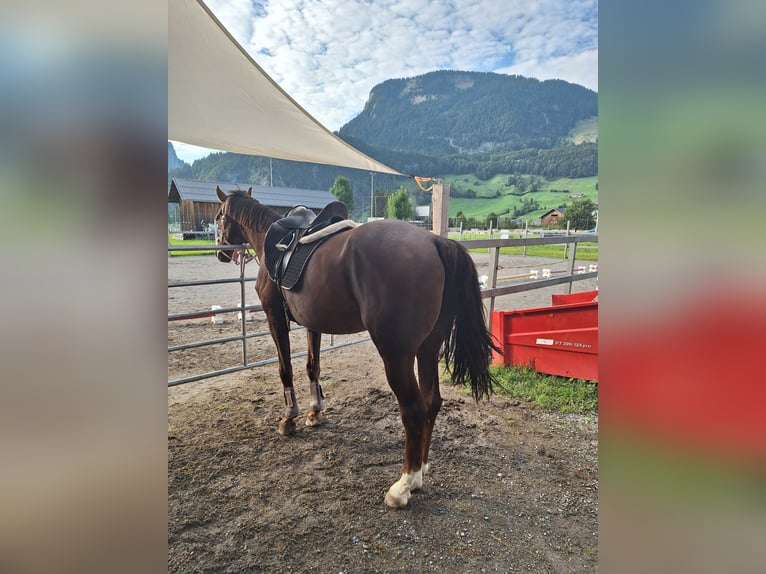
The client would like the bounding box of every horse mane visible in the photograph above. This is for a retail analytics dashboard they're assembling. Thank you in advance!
[226,190,281,231]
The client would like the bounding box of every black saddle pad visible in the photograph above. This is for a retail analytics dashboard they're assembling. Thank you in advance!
[263,212,352,290]
[279,241,322,290]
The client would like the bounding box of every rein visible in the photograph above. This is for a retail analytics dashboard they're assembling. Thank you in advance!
[235,246,257,266]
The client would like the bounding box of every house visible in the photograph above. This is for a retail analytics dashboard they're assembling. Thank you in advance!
[539,208,564,227]
[168,178,338,232]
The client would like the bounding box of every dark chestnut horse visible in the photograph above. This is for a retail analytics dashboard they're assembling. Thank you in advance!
[214,187,498,508]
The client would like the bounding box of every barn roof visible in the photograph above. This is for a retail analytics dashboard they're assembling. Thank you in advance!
[540,208,564,217]
[168,178,336,209]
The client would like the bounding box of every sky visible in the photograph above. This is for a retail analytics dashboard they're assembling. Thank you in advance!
[171,0,597,164]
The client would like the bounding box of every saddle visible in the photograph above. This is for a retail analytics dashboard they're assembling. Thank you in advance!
[264,201,353,291]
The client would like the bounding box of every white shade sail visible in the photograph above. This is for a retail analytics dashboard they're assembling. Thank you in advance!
[169,0,403,176]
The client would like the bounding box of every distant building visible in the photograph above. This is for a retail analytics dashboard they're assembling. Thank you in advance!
[540,208,564,227]
[168,178,337,231]
[414,205,431,218]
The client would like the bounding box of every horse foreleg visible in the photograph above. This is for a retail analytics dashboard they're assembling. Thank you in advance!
[382,357,426,508]
[305,329,325,427]
[279,387,299,435]
[264,303,298,435]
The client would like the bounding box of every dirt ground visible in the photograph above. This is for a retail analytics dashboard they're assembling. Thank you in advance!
[168,252,598,573]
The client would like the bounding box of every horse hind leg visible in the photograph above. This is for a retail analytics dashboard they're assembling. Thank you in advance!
[381,355,427,508]
[416,329,446,479]
[305,329,325,427]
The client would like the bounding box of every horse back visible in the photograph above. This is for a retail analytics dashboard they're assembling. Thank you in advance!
[286,220,445,334]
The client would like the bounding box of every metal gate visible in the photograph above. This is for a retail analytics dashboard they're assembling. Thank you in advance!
[168,233,597,386]
[168,244,369,386]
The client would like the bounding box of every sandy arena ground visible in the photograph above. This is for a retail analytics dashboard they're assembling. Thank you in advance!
[168,250,598,573]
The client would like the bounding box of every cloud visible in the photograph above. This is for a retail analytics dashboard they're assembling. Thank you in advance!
[204,0,255,45]
[200,0,597,131]
[497,49,598,92]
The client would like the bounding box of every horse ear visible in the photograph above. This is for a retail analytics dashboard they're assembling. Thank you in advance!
[246,187,252,197]
[216,186,227,203]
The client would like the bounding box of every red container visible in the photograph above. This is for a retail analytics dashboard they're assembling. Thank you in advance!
[491,299,598,381]
[551,289,598,306]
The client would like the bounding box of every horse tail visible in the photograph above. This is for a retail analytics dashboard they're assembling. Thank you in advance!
[434,237,501,401]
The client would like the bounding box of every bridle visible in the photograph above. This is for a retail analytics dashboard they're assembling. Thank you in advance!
[215,206,256,266]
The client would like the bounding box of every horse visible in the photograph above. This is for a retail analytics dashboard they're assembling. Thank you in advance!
[214,186,499,508]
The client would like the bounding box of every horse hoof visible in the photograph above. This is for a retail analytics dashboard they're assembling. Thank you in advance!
[278,417,297,436]
[384,489,410,509]
[384,471,422,508]
[305,411,325,427]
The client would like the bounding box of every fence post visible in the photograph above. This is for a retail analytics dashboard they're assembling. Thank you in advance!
[523,220,528,256]
[566,239,578,294]
[431,183,450,238]
[483,246,500,329]
[564,220,570,259]
[240,251,249,366]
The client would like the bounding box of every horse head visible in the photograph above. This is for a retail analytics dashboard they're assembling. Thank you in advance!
[214,186,252,263]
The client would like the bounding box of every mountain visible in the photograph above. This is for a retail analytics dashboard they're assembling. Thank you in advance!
[339,71,597,155]
[168,142,187,172]
[168,71,597,215]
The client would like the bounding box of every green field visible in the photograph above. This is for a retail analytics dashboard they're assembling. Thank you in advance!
[168,234,216,256]
[449,231,598,260]
[441,174,598,223]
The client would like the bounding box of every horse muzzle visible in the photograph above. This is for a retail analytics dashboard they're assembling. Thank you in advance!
[216,249,235,263]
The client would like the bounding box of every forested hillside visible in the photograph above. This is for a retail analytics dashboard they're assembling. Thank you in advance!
[168,142,187,172]
[169,71,597,219]
[339,70,597,155]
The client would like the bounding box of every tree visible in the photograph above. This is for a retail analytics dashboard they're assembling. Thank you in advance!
[329,176,354,213]
[563,198,596,230]
[386,187,414,220]
[513,197,541,217]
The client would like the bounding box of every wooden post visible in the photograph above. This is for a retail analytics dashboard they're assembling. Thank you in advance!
[483,246,500,329]
[432,183,450,237]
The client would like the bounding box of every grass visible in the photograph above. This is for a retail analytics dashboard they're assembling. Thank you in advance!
[449,196,519,220]
[442,363,598,415]
[166,229,598,261]
[442,174,598,222]
[168,234,216,256]
[450,231,599,261]
[490,365,598,415]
